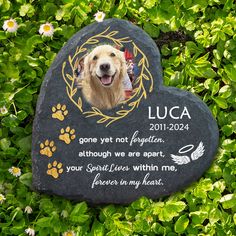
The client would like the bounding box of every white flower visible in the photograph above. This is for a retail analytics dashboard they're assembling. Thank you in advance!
[0,194,6,204]
[63,230,76,236]
[8,166,21,177]
[25,228,35,236]
[24,206,33,214]
[94,11,105,22]
[39,22,54,37]
[0,106,8,115]
[2,18,18,32]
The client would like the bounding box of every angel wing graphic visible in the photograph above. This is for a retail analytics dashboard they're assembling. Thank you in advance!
[191,141,205,161]
[170,141,205,165]
[171,155,191,165]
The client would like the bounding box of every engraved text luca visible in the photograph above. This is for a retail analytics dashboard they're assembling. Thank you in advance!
[148,106,191,120]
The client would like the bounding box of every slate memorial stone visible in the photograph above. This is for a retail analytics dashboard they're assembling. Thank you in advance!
[32,19,219,204]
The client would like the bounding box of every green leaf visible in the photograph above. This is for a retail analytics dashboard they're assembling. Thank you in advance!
[91,220,105,236]
[113,2,127,18]
[43,3,57,17]
[220,194,236,209]
[142,0,156,8]
[211,81,219,96]
[174,215,189,233]
[36,217,52,228]
[0,62,20,79]
[131,196,151,210]
[209,208,221,224]
[70,201,87,215]
[125,206,136,221]
[5,147,18,156]
[0,0,11,12]
[16,135,31,153]
[0,138,11,151]
[185,41,204,55]
[70,202,90,223]
[232,121,236,133]
[213,97,228,109]
[222,139,236,152]
[224,63,236,82]
[19,4,35,17]
[154,201,186,222]
[19,173,32,188]
[219,85,232,98]
[15,89,33,103]
[222,125,233,136]
[0,31,7,40]
[39,198,54,214]
[25,35,43,54]
[143,23,160,38]
[1,114,20,128]
[224,0,234,10]
[190,211,208,224]
[17,110,28,121]
[116,221,133,235]
[10,224,25,235]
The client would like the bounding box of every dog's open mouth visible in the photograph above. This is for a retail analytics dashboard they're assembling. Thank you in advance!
[97,73,116,86]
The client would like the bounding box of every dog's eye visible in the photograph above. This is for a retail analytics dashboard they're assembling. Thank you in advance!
[110,52,116,57]
[93,55,98,60]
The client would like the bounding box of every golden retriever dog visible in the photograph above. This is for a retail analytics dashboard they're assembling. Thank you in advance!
[81,45,127,110]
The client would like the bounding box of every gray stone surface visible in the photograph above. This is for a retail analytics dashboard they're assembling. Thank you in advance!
[32,19,219,204]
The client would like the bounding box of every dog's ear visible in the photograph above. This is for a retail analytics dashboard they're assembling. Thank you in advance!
[82,53,90,80]
[119,51,127,80]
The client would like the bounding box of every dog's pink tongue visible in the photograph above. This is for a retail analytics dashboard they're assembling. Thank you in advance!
[101,75,112,85]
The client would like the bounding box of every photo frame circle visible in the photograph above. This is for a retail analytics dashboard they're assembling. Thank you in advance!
[61,26,154,127]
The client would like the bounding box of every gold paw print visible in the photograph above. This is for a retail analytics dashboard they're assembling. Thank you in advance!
[59,126,76,144]
[52,104,68,121]
[40,140,56,157]
[47,161,63,179]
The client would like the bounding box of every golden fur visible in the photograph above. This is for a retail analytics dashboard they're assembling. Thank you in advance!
[81,45,127,110]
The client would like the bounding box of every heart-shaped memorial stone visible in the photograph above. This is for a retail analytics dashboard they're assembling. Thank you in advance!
[32,19,219,204]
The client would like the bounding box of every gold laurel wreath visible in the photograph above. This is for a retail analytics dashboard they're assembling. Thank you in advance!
[62,26,153,126]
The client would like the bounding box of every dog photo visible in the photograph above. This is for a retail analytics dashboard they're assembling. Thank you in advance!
[75,45,137,110]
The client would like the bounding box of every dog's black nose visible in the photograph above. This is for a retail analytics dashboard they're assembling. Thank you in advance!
[100,63,110,71]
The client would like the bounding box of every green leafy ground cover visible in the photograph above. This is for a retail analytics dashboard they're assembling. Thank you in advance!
[0,0,236,235]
